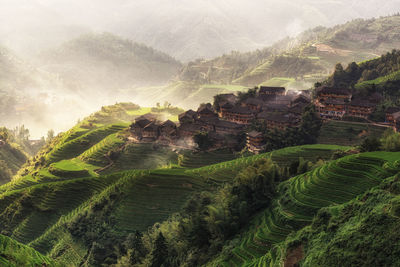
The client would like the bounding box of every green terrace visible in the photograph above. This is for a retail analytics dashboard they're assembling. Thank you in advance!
[209,151,400,266]
[0,144,348,265]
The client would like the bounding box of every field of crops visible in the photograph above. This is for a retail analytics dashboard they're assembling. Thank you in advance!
[210,151,400,266]
[0,234,54,267]
[318,120,388,146]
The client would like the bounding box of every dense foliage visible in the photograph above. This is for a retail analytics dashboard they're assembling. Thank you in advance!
[284,174,400,266]
[115,158,281,266]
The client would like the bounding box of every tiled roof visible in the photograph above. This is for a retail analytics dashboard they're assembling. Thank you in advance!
[229,106,254,114]
[317,86,351,96]
[350,99,376,107]
[259,86,285,93]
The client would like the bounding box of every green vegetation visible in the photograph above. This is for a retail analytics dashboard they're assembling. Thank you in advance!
[0,234,56,267]
[207,151,400,266]
[318,120,388,146]
[41,33,182,89]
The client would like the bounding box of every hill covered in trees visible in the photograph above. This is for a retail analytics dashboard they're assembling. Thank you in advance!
[39,33,182,91]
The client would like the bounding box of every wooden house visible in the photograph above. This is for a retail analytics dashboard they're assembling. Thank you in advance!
[348,99,376,119]
[291,94,311,106]
[160,120,177,137]
[221,106,255,124]
[214,120,245,135]
[246,131,265,154]
[262,113,301,130]
[130,118,152,140]
[179,109,197,124]
[317,98,347,119]
[242,97,264,112]
[259,86,285,96]
[142,122,160,141]
[386,107,400,124]
[316,86,352,102]
[178,123,204,137]
[197,104,217,119]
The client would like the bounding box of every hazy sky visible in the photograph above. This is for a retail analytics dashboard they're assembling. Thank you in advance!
[1,0,400,60]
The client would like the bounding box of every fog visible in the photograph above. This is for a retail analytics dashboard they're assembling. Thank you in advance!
[1,0,400,138]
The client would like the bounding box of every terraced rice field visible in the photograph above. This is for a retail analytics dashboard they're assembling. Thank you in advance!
[318,120,388,146]
[0,234,54,266]
[188,145,349,182]
[210,152,400,266]
[114,169,207,231]
[105,143,179,172]
[45,124,127,164]
[179,149,239,168]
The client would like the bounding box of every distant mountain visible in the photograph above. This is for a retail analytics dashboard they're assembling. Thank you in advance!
[177,15,400,90]
[38,33,182,91]
[2,0,400,61]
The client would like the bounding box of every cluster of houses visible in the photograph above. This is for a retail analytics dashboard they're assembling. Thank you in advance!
[314,86,400,132]
[130,86,311,153]
[315,86,380,120]
[130,85,400,154]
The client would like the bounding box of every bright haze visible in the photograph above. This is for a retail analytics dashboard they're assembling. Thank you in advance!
[2,0,399,61]
[0,0,399,138]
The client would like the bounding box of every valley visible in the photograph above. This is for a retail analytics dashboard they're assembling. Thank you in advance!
[3,5,400,267]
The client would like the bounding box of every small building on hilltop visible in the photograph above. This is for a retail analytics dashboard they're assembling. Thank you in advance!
[347,99,376,119]
[259,86,286,96]
[179,109,198,124]
[246,131,265,154]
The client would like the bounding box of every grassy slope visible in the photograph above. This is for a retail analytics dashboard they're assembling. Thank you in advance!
[0,143,28,185]
[317,121,388,146]
[0,140,346,266]
[207,151,400,266]
[0,234,56,267]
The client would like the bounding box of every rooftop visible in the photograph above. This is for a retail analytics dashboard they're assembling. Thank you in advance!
[317,86,352,96]
[259,86,286,94]
[350,98,376,107]
[229,106,255,115]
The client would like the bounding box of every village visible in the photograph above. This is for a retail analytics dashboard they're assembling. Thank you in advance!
[129,85,400,154]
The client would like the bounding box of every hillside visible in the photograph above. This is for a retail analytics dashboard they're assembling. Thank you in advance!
[175,15,400,94]
[39,33,182,90]
[0,100,348,265]
[0,142,27,185]
[0,234,55,267]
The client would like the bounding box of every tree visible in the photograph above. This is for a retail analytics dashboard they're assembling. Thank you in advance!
[0,127,9,141]
[150,232,168,267]
[299,105,322,144]
[359,137,381,152]
[381,129,400,151]
[193,131,214,151]
[46,129,55,143]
